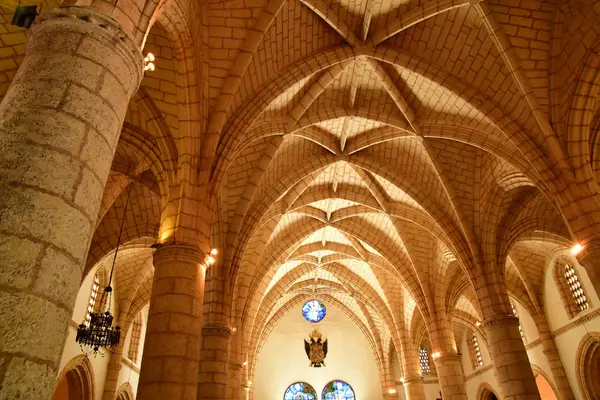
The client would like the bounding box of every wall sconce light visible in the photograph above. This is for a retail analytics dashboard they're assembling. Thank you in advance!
[571,244,583,255]
[144,52,155,71]
[211,248,218,255]
[432,352,441,359]
[388,389,397,394]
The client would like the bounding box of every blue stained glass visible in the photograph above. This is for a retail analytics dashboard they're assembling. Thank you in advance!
[283,382,317,400]
[302,300,326,323]
[322,380,356,400]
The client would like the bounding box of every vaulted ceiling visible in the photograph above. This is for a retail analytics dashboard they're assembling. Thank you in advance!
[2,0,598,390]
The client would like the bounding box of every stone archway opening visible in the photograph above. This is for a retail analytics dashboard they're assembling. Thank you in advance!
[577,334,600,399]
[477,383,500,400]
[51,362,93,400]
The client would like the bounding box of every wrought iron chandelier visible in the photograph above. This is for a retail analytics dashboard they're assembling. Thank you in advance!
[76,184,133,355]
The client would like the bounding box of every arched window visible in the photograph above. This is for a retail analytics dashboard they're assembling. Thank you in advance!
[85,275,100,326]
[419,346,431,375]
[127,313,142,364]
[471,333,483,368]
[283,382,317,400]
[564,264,589,311]
[322,380,355,400]
[511,302,525,342]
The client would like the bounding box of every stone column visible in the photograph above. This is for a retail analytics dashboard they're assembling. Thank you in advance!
[427,314,467,399]
[432,352,466,400]
[483,314,540,400]
[0,6,142,399]
[402,376,426,400]
[197,324,232,400]
[102,344,124,400]
[399,338,426,400]
[227,361,243,400]
[532,314,575,400]
[137,243,207,400]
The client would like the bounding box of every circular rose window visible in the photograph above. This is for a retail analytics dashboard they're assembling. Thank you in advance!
[302,300,326,323]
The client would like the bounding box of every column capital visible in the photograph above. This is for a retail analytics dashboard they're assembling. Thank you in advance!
[153,241,207,266]
[482,314,519,328]
[398,376,423,385]
[432,351,461,363]
[34,6,143,94]
[202,323,232,339]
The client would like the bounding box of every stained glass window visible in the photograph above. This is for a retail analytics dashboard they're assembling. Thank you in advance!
[283,382,317,400]
[472,333,483,367]
[302,300,326,323]
[85,276,100,326]
[419,346,430,375]
[564,264,589,311]
[322,380,356,400]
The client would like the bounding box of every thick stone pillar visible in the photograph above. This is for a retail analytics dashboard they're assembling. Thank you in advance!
[102,344,124,400]
[137,243,207,400]
[532,314,575,400]
[227,361,243,400]
[483,314,540,400]
[428,314,467,399]
[197,324,231,400]
[402,376,426,400]
[0,6,142,399]
[399,337,426,400]
[432,352,466,400]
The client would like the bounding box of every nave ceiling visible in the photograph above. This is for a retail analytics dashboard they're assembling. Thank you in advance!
[2,0,599,389]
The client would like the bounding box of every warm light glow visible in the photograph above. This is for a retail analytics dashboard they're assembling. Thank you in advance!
[432,352,441,359]
[207,256,215,264]
[476,321,481,327]
[211,248,218,255]
[144,53,156,72]
[399,377,405,384]
[242,360,247,366]
[247,381,252,386]
[388,389,396,394]
[571,244,584,255]
[231,326,237,332]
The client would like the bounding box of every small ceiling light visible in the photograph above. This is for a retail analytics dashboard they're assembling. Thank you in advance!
[143,53,156,71]
[211,248,218,255]
[388,389,396,394]
[231,326,237,332]
[476,321,481,327]
[571,244,584,255]
[399,377,405,384]
[207,256,216,264]
[242,360,248,366]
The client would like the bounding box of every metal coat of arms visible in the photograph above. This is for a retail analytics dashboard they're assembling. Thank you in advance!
[304,329,328,367]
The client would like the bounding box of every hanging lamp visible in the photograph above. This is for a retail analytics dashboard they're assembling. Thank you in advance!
[76,184,133,355]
